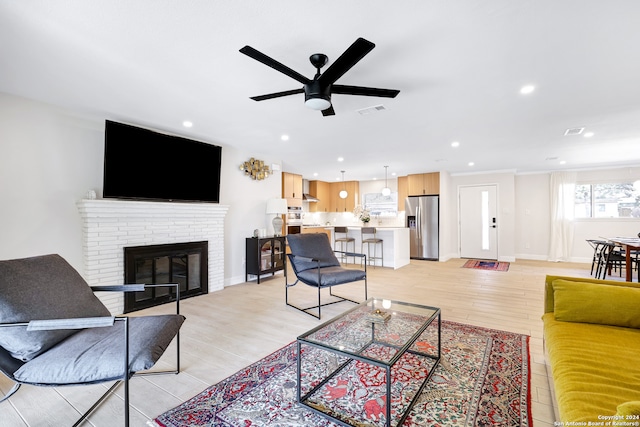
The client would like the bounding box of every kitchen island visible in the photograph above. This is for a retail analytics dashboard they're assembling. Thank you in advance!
[326,226,410,269]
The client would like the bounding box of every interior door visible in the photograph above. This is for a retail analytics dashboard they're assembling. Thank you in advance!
[459,185,498,260]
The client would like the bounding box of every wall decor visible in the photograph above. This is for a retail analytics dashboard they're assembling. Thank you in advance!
[240,157,270,180]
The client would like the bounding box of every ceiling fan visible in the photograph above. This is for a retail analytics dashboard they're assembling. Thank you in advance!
[239,37,400,116]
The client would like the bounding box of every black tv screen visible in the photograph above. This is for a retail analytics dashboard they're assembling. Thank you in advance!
[103,120,222,203]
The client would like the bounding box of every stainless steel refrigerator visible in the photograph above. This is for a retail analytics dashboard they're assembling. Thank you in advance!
[406,195,439,260]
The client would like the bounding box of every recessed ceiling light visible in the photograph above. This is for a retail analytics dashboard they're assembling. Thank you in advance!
[391,172,397,176]
[451,141,460,148]
[337,157,344,162]
[520,85,535,95]
[313,172,318,177]
[281,134,289,141]
[182,121,193,128]
[560,160,567,165]
[468,162,475,166]
[583,132,594,138]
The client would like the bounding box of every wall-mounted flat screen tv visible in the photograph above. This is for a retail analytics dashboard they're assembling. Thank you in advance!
[103,120,222,203]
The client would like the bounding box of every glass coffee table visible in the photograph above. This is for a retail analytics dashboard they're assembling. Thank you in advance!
[297,298,441,427]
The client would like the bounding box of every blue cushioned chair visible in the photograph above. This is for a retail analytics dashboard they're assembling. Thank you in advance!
[0,254,185,427]
[286,233,367,319]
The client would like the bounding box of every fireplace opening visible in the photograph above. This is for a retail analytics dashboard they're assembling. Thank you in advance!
[124,241,208,313]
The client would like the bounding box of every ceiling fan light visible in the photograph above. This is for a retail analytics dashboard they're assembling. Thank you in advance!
[305,97,331,111]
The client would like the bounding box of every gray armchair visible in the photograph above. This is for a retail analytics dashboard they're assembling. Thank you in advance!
[286,233,367,319]
[0,254,185,426]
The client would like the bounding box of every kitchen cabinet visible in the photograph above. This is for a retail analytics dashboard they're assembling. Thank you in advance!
[282,172,303,207]
[301,226,332,242]
[330,181,359,212]
[407,172,440,196]
[245,236,286,284]
[308,180,331,212]
[397,175,408,211]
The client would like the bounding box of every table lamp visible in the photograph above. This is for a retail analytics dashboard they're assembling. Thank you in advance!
[266,198,288,236]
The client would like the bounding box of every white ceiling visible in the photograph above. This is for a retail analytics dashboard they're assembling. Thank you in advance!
[2,0,640,181]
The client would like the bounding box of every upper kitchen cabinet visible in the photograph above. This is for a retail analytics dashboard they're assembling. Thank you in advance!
[282,172,303,207]
[308,180,331,212]
[407,172,440,196]
[330,181,359,212]
[397,175,408,211]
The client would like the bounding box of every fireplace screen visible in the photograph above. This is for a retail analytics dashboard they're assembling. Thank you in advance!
[124,241,208,313]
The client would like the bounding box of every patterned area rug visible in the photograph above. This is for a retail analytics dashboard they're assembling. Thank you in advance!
[462,259,510,272]
[153,321,530,427]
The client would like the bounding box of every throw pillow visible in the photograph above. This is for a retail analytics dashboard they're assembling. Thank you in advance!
[552,279,640,329]
[617,401,640,416]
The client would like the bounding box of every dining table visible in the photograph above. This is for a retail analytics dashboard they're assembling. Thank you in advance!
[605,237,640,282]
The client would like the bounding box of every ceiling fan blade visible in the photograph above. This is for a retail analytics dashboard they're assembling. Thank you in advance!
[332,85,400,98]
[321,105,335,116]
[318,38,375,86]
[250,88,304,101]
[240,46,311,85]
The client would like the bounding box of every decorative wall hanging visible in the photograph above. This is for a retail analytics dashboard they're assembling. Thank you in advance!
[240,158,270,180]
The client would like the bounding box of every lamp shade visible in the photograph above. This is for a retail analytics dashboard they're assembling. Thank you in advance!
[266,198,288,214]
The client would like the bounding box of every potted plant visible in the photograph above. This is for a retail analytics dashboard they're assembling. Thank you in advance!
[353,205,371,225]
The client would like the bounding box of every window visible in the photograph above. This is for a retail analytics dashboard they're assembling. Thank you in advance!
[574,181,640,218]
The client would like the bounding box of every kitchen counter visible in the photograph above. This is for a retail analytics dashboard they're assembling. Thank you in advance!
[330,226,410,269]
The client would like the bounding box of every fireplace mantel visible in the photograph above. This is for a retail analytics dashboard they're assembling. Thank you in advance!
[77,199,229,314]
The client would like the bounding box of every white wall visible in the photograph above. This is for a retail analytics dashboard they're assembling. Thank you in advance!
[515,173,551,260]
[0,93,103,268]
[0,92,282,286]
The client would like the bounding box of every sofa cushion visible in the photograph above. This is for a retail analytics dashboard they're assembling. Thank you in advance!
[296,266,366,288]
[552,279,640,329]
[13,314,185,385]
[543,313,640,421]
[0,254,111,362]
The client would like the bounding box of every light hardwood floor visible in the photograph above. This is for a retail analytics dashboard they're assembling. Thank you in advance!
[0,258,597,426]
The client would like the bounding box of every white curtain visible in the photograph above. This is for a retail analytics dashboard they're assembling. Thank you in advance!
[548,171,577,261]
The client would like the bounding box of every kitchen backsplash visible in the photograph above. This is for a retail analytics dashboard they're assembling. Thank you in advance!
[302,210,406,228]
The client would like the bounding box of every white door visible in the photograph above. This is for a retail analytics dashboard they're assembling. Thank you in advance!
[459,185,498,260]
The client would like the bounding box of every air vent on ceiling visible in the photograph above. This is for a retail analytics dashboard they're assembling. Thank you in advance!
[357,105,387,115]
[564,127,585,136]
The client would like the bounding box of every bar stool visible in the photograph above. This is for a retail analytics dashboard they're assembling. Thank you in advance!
[361,227,383,268]
[334,227,355,264]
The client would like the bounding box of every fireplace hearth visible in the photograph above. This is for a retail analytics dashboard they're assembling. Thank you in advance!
[124,241,208,313]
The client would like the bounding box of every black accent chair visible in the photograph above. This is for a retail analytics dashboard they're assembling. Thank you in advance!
[597,242,626,279]
[286,233,367,319]
[0,254,185,427]
[586,239,608,276]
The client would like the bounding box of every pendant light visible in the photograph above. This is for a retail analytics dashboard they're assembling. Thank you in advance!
[339,170,348,199]
[381,166,391,196]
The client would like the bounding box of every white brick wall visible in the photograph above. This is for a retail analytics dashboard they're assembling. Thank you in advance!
[77,199,229,314]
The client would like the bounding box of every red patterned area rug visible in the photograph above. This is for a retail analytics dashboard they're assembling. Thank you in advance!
[153,321,531,427]
[462,259,510,272]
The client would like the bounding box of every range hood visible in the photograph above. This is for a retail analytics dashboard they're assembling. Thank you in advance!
[303,193,319,202]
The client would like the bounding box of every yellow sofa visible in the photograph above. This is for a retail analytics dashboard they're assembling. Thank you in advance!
[543,275,640,422]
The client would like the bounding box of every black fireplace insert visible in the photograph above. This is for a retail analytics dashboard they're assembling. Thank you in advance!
[124,241,208,313]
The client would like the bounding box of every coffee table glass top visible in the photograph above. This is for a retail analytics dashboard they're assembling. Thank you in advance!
[297,298,440,365]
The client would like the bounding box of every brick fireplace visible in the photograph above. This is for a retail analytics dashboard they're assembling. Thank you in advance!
[77,199,228,314]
